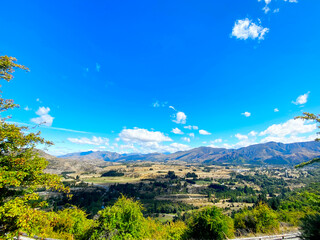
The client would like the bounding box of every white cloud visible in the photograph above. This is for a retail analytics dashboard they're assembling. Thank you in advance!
[67,136,109,146]
[31,107,54,126]
[182,137,190,143]
[119,127,172,143]
[172,128,184,135]
[260,134,316,144]
[273,8,280,13]
[116,127,190,154]
[274,108,279,112]
[231,18,269,40]
[36,107,50,115]
[235,133,248,140]
[212,139,223,143]
[169,106,176,111]
[260,118,317,137]
[184,125,198,130]
[24,106,31,111]
[123,142,190,154]
[284,0,297,2]
[172,111,187,124]
[263,5,270,13]
[199,130,211,135]
[249,131,258,137]
[189,133,195,138]
[242,112,251,117]
[292,92,310,105]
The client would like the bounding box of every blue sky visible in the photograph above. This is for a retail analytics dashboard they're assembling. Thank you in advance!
[1,0,320,155]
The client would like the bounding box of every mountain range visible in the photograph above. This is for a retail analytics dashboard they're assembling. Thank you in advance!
[58,141,320,166]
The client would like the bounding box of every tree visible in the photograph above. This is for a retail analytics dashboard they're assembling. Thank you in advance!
[186,206,234,240]
[90,195,187,240]
[295,113,320,168]
[0,56,73,238]
[234,203,279,234]
[90,195,147,239]
[300,213,320,240]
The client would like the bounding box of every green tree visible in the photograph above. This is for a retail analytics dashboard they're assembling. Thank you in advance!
[186,206,234,240]
[0,56,86,238]
[295,113,320,168]
[234,203,279,234]
[90,195,148,239]
[300,213,320,240]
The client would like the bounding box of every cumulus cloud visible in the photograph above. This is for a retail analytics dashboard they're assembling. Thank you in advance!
[31,107,54,126]
[260,118,317,138]
[259,118,317,144]
[249,131,258,137]
[242,112,251,117]
[292,92,310,105]
[274,108,279,112]
[235,133,249,140]
[199,130,211,135]
[68,136,109,146]
[172,128,184,135]
[260,134,316,144]
[172,111,187,124]
[231,18,269,40]
[119,127,172,143]
[189,133,195,138]
[116,127,190,154]
[24,106,31,111]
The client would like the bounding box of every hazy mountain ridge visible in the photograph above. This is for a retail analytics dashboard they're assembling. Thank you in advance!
[57,141,320,165]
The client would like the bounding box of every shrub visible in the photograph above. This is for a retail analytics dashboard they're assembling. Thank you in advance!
[300,213,320,240]
[234,203,279,234]
[90,196,146,239]
[101,170,124,177]
[186,206,234,240]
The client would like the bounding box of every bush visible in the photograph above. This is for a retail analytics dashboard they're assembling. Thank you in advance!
[90,196,146,239]
[186,206,234,240]
[101,170,124,177]
[186,172,198,178]
[300,213,320,240]
[90,196,187,240]
[234,203,279,234]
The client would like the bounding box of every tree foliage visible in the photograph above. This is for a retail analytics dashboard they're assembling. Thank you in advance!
[234,203,279,234]
[186,206,234,240]
[295,112,320,168]
[90,195,187,240]
[0,56,80,238]
[300,213,320,240]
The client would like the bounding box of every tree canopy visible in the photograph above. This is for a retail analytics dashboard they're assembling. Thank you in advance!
[295,112,320,168]
[0,56,79,238]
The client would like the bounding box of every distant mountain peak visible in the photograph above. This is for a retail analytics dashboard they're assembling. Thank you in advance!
[57,141,320,165]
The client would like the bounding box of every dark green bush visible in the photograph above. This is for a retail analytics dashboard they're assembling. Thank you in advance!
[300,213,320,240]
